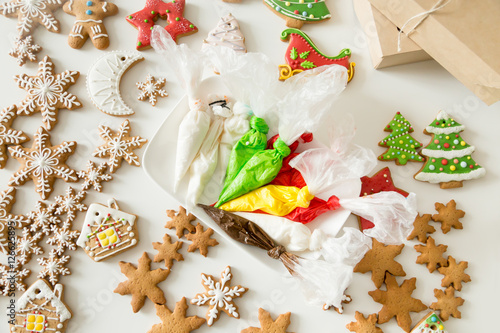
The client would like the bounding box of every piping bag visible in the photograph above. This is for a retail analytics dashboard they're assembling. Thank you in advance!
[151,27,211,192]
[215,65,349,207]
[199,204,371,311]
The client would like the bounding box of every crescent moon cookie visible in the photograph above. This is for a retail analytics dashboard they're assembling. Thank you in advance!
[87,51,144,116]
[63,0,118,50]
[0,0,64,37]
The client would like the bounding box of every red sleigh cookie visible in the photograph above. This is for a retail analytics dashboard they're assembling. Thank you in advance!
[126,0,197,50]
[279,28,355,82]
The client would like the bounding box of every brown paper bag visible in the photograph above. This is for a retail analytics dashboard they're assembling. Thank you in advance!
[353,0,432,68]
[369,0,500,106]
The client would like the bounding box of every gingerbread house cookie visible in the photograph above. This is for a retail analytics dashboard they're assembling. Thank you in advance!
[77,199,138,262]
[10,279,72,333]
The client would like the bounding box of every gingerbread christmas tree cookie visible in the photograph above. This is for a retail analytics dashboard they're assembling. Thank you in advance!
[414,110,485,188]
[126,0,197,50]
[148,297,205,333]
[241,308,294,333]
[63,0,118,50]
[264,0,331,29]
[203,13,246,53]
[378,112,423,165]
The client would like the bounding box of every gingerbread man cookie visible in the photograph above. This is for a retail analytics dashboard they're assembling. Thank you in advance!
[63,0,118,50]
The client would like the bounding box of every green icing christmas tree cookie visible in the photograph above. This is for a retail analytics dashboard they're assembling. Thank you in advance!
[410,311,447,333]
[378,112,424,165]
[414,110,485,189]
[264,0,331,29]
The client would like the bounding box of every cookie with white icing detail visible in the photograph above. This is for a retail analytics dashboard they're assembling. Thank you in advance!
[410,311,447,333]
[63,0,118,50]
[9,279,72,333]
[77,198,138,262]
[203,13,246,54]
[414,110,485,189]
[86,51,144,116]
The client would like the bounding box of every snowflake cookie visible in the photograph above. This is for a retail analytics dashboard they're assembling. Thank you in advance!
[8,126,78,199]
[77,160,112,192]
[37,249,71,285]
[9,35,42,66]
[0,105,29,169]
[15,55,82,131]
[241,308,294,333]
[27,201,61,235]
[0,262,31,295]
[149,297,206,333]
[52,186,87,222]
[137,74,168,106]
[0,0,64,37]
[191,266,248,326]
[46,222,80,256]
[0,187,30,255]
[15,227,44,265]
[93,119,147,173]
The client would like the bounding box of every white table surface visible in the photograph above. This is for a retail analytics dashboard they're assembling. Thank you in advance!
[0,0,498,332]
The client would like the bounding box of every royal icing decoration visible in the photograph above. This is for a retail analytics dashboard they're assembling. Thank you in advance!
[0,106,29,169]
[203,13,246,53]
[77,160,112,192]
[191,266,248,326]
[0,263,30,295]
[77,199,138,262]
[279,28,355,81]
[8,127,78,200]
[136,74,168,106]
[52,187,87,223]
[9,36,42,66]
[264,0,331,29]
[0,187,29,254]
[378,112,424,165]
[10,279,72,333]
[63,0,118,50]
[46,222,80,255]
[15,55,82,131]
[410,312,447,333]
[0,0,63,37]
[27,201,61,235]
[37,249,71,285]
[414,110,485,188]
[126,0,198,50]
[86,51,144,116]
[15,227,43,265]
[93,119,148,173]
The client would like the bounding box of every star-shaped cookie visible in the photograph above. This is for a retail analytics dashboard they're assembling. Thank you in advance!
[0,105,29,169]
[9,36,42,66]
[369,273,427,332]
[137,74,168,106]
[148,297,205,333]
[241,308,294,333]
[0,0,64,37]
[429,287,464,321]
[354,238,406,288]
[165,206,196,238]
[0,187,29,255]
[15,55,81,131]
[437,256,470,291]
[407,213,435,243]
[346,311,383,333]
[114,252,170,313]
[152,234,184,269]
[77,160,112,192]
[185,223,219,257]
[8,126,78,199]
[414,237,448,273]
[93,119,147,173]
[432,200,465,234]
[358,167,409,230]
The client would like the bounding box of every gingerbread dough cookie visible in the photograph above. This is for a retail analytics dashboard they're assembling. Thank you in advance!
[63,0,118,49]
[114,252,170,313]
[414,237,448,273]
[165,206,196,238]
[0,187,29,255]
[432,200,465,234]
[346,312,383,333]
[407,214,435,243]
[369,273,427,332]
[149,297,205,333]
[437,256,470,291]
[185,223,219,257]
[354,238,406,288]
[241,308,294,333]
[137,74,168,106]
[429,287,464,321]
[9,36,41,66]
[153,234,184,269]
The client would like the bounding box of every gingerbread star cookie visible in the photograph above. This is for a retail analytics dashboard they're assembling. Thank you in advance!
[438,256,471,291]
[358,167,409,230]
[0,187,29,255]
[137,74,168,106]
[165,206,196,238]
[9,36,42,66]
[346,312,383,333]
[93,119,147,173]
[152,234,184,269]
[432,200,465,234]
[429,287,464,321]
[407,213,435,243]
[148,297,205,333]
[77,160,112,192]
[414,237,448,273]
[114,252,170,313]
[185,223,219,257]
[369,273,427,332]
[191,266,248,326]
[63,0,118,49]
[15,55,81,131]
[8,126,78,199]
[0,105,29,169]
[241,308,294,333]
[354,238,406,288]
[0,0,64,37]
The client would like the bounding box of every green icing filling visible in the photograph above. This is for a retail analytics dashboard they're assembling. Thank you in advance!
[281,28,351,60]
[425,133,471,152]
[267,0,331,21]
[421,155,481,174]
